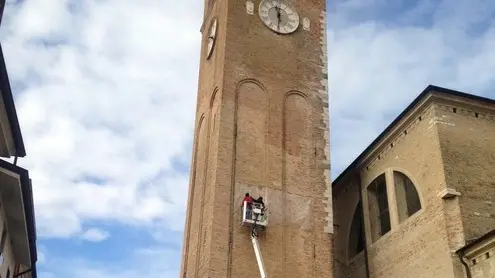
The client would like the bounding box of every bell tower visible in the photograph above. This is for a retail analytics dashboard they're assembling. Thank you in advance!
[180,0,333,277]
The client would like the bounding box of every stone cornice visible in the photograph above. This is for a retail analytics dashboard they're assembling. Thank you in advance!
[362,92,495,172]
[360,95,435,172]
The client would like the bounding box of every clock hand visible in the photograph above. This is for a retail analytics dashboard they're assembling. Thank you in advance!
[276,1,281,31]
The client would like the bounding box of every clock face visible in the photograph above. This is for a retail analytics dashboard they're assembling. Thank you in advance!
[258,0,300,34]
[206,18,218,59]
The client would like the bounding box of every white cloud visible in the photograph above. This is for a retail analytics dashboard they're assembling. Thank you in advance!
[40,245,181,278]
[1,0,202,239]
[80,228,110,242]
[37,249,46,265]
[328,0,495,177]
[1,0,495,277]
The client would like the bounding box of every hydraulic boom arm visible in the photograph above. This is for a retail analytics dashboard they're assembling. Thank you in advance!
[251,230,267,278]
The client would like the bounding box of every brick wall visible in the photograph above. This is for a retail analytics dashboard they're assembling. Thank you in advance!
[435,97,495,242]
[465,236,495,278]
[181,1,332,277]
[332,91,495,278]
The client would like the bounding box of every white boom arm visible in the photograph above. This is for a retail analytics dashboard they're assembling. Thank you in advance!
[251,233,267,278]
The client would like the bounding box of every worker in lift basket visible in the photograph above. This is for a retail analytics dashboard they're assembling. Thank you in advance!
[253,196,265,210]
[252,196,266,223]
[241,193,254,220]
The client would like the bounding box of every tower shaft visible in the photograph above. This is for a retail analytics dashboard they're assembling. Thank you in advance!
[181,1,333,277]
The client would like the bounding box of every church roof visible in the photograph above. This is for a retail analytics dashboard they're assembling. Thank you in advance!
[332,84,495,186]
[456,228,495,254]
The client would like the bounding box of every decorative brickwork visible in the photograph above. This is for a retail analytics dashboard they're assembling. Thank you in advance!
[318,10,333,234]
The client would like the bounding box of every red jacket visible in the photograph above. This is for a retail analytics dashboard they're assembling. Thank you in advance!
[241,196,253,206]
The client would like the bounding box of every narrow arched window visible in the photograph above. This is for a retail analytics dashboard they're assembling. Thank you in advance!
[367,173,391,242]
[348,201,365,259]
[394,171,421,223]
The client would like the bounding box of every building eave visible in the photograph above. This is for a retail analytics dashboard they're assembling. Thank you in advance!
[0,43,26,158]
[456,229,495,256]
[0,159,37,268]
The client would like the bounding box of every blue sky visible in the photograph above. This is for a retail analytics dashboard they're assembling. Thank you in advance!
[1,0,495,277]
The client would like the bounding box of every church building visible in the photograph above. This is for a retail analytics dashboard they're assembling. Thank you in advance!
[333,85,495,278]
[180,1,495,277]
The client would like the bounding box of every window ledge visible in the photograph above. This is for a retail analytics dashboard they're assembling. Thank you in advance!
[438,188,462,199]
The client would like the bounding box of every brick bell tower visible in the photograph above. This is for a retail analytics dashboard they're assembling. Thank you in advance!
[180,0,333,277]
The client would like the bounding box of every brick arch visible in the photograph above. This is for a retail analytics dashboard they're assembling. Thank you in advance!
[364,171,387,189]
[283,90,310,102]
[194,87,221,276]
[229,79,269,277]
[282,90,313,193]
[282,90,315,277]
[209,86,219,108]
[235,78,270,94]
[233,78,269,186]
[182,113,206,276]
[209,87,220,132]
